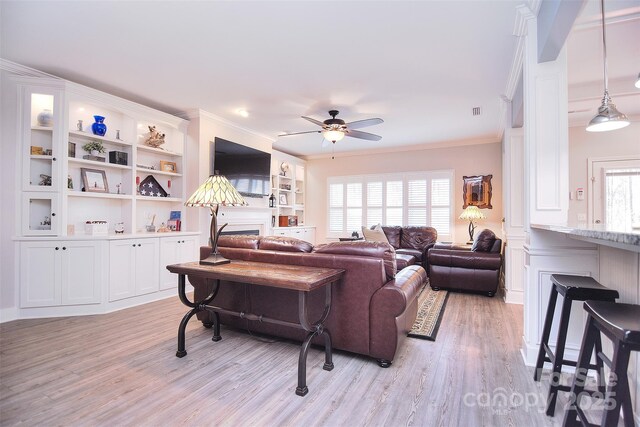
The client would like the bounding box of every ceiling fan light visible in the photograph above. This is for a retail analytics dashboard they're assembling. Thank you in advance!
[323,130,345,142]
[586,100,630,132]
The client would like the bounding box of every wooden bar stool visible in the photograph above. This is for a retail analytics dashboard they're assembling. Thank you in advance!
[534,274,619,416]
[563,301,640,427]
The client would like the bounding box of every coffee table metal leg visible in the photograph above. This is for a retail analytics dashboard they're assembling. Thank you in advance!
[176,275,220,358]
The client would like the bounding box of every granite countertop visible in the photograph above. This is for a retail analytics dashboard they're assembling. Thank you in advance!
[530,223,640,252]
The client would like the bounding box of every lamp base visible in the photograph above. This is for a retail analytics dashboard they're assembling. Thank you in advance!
[200,252,231,266]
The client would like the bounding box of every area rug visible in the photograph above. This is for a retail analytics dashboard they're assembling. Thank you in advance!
[408,285,449,341]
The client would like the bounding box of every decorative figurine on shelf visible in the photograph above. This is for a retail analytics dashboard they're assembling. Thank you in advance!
[91,115,107,136]
[269,193,275,208]
[114,222,125,234]
[67,175,73,189]
[157,222,171,233]
[41,216,51,226]
[146,214,156,232]
[116,183,122,194]
[136,176,141,194]
[144,125,165,148]
[77,119,83,132]
[115,130,121,140]
[39,174,52,186]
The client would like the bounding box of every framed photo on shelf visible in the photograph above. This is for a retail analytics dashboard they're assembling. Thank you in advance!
[279,194,287,205]
[68,142,76,158]
[81,168,109,193]
[160,160,177,173]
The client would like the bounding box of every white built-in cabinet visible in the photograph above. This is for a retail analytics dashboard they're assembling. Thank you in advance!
[272,226,316,244]
[159,235,198,290]
[270,151,314,244]
[12,75,200,318]
[20,240,102,308]
[109,238,160,301]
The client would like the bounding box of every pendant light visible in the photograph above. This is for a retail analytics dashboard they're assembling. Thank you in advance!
[586,0,630,132]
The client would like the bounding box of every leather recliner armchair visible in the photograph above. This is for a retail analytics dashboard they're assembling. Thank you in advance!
[427,229,503,297]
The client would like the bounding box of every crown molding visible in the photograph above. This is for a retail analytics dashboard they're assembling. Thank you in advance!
[179,108,277,143]
[301,137,500,161]
[572,11,640,32]
[0,58,57,78]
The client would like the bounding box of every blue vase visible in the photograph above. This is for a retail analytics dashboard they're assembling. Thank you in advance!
[91,115,107,136]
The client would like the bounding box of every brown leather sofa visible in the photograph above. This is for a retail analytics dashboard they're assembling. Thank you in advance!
[191,235,427,367]
[376,226,438,272]
[427,229,503,296]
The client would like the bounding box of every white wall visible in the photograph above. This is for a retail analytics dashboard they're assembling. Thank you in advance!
[0,70,19,320]
[305,142,503,244]
[568,123,640,225]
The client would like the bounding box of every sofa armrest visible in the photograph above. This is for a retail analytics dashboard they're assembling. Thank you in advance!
[428,249,502,270]
[369,265,426,362]
[420,242,436,273]
[433,242,472,251]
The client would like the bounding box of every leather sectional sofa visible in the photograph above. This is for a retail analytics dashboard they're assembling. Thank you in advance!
[190,235,427,367]
[427,229,503,296]
[374,226,438,272]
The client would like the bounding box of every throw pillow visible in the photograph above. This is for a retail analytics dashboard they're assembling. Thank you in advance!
[471,229,496,252]
[361,224,389,244]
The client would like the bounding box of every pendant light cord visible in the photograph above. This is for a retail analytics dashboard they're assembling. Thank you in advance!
[600,0,610,100]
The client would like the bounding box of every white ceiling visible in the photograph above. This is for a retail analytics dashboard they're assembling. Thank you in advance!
[1,1,639,158]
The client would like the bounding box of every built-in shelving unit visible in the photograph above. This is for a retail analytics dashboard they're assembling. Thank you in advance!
[269,151,314,243]
[13,76,197,319]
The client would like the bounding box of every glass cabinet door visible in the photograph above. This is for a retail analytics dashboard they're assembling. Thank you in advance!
[21,88,62,192]
[22,193,60,236]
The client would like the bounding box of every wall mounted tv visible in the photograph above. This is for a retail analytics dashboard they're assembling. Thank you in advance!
[210,138,271,198]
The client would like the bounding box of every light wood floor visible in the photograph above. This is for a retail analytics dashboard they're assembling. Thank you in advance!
[0,292,598,426]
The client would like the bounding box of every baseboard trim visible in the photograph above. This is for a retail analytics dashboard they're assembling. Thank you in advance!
[0,306,18,323]
[503,289,523,305]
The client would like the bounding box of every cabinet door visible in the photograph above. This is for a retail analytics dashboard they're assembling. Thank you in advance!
[61,241,102,305]
[109,240,136,302]
[179,236,198,263]
[159,237,180,291]
[135,239,159,296]
[20,241,60,308]
[22,193,60,236]
[20,86,63,192]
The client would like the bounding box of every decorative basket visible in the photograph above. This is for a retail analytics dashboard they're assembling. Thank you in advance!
[85,221,108,235]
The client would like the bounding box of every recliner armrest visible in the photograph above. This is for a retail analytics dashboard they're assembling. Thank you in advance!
[428,249,501,270]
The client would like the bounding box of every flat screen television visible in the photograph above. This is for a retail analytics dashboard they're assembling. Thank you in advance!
[210,137,271,198]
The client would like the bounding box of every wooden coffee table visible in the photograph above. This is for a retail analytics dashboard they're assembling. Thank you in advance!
[166,260,344,396]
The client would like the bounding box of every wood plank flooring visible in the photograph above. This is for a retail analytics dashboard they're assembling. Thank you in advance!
[0,292,605,426]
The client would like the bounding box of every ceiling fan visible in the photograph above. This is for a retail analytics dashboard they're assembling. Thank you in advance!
[279,110,383,143]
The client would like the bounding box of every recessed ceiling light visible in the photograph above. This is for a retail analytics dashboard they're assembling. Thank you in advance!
[236,108,249,118]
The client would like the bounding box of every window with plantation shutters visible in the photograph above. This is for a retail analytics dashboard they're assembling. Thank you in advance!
[327,170,454,240]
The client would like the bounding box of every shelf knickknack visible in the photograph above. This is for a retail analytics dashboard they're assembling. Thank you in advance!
[138,175,168,197]
[462,174,492,209]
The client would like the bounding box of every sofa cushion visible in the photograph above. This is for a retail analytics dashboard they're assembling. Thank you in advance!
[400,226,437,251]
[259,236,313,253]
[395,253,416,270]
[314,241,397,280]
[396,248,423,261]
[381,226,402,249]
[471,229,496,252]
[218,234,261,249]
[362,224,389,244]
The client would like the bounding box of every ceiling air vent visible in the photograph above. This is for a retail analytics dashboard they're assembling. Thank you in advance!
[472,107,481,116]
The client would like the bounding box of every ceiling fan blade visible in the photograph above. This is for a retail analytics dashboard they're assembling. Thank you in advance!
[345,129,382,141]
[279,130,322,137]
[301,116,325,127]
[345,118,384,129]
